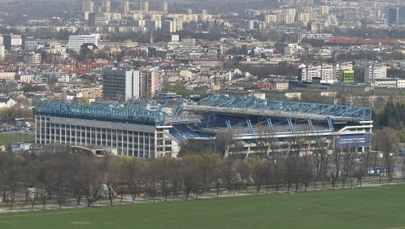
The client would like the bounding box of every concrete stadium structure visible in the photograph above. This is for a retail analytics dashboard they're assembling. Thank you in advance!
[34,95,373,158]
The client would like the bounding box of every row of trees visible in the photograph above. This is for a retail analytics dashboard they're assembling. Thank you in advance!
[0,107,33,124]
[0,144,394,210]
[374,101,405,130]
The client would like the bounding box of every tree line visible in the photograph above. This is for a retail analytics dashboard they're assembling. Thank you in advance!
[374,100,405,130]
[0,142,397,211]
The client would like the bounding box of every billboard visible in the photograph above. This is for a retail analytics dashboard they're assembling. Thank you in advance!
[335,133,372,148]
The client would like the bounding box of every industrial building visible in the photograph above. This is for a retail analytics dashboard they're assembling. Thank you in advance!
[35,95,373,158]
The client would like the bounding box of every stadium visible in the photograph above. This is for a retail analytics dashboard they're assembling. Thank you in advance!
[34,95,373,158]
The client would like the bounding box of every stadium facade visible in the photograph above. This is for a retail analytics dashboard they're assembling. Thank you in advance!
[34,95,373,158]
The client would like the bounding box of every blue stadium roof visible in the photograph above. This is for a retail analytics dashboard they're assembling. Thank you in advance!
[35,101,165,125]
[35,95,373,126]
[185,95,372,122]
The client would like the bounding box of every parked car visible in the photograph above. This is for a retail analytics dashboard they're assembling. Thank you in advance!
[368,167,387,176]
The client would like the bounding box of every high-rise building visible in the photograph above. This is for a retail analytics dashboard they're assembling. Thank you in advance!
[242,20,255,30]
[123,0,130,17]
[265,14,277,23]
[0,45,4,60]
[298,13,310,24]
[68,34,99,52]
[319,64,334,83]
[386,7,400,24]
[283,8,296,17]
[103,68,160,101]
[298,64,318,82]
[83,0,94,12]
[364,63,387,83]
[284,14,295,24]
[23,52,41,65]
[139,70,159,98]
[320,5,329,15]
[0,36,4,60]
[336,61,353,71]
[3,34,22,52]
[298,64,335,83]
[23,36,38,51]
[88,13,105,26]
[150,13,162,21]
[95,5,102,13]
[103,68,140,101]
[146,20,162,31]
[162,18,177,33]
[159,2,168,13]
[175,16,183,31]
[400,6,405,23]
[103,0,111,13]
[337,70,354,84]
[141,1,149,12]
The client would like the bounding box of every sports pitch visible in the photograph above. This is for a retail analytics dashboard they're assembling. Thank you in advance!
[0,133,34,145]
[1,185,405,229]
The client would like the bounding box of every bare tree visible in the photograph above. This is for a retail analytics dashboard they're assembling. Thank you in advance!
[100,157,120,206]
[235,160,251,191]
[271,157,285,193]
[144,162,159,203]
[330,147,341,189]
[286,137,302,193]
[374,128,400,183]
[82,159,103,207]
[214,130,229,156]
[168,159,183,198]
[0,153,13,206]
[37,153,59,201]
[354,151,370,188]
[124,158,145,203]
[263,161,273,194]
[221,158,237,191]
[297,133,314,192]
[200,154,222,195]
[311,139,330,190]
[300,155,314,192]
[284,156,295,193]
[152,157,174,201]
[341,147,356,189]
[114,159,129,205]
[249,156,266,194]
[0,153,23,209]
[69,155,87,206]
[182,155,203,200]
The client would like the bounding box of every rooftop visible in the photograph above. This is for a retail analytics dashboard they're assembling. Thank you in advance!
[35,95,372,126]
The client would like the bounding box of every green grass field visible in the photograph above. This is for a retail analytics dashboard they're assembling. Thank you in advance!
[0,133,34,145]
[1,185,405,229]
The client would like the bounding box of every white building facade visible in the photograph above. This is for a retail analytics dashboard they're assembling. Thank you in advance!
[103,68,140,101]
[364,63,387,83]
[67,34,99,52]
[35,103,178,158]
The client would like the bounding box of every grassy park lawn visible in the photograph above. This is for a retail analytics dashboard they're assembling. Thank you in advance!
[1,185,405,229]
[0,133,34,145]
